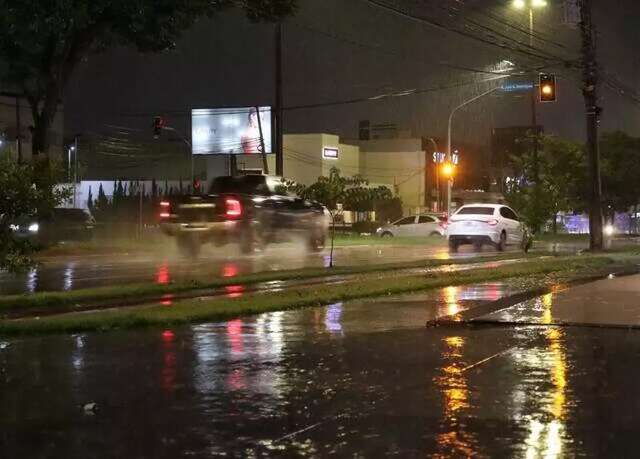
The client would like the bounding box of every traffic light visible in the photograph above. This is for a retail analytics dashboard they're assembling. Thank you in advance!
[153,116,165,138]
[539,73,556,102]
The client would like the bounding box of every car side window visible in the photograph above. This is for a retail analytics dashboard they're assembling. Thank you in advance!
[396,217,416,225]
[418,216,435,224]
[500,207,519,221]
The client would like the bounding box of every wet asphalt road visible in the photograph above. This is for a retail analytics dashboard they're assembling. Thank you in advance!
[0,243,480,295]
[2,279,639,457]
[0,239,583,295]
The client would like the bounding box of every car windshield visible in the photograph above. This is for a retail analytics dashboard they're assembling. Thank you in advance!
[456,207,495,216]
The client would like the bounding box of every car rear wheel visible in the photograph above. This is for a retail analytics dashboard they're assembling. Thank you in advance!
[308,232,326,252]
[496,232,507,252]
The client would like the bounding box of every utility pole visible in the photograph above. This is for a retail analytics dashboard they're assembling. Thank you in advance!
[15,96,22,163]
[73,136,78,207]
[275,22,284,176]
[529,6,540,184]
[579,0,604,250]
[255,106,269,174]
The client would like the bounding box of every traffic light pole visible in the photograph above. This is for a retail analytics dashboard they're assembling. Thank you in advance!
[579,0,604,250]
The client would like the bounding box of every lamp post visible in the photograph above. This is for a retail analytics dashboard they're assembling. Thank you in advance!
[446,85,501,216]
[427,137,439,212]
[513,0,548,184]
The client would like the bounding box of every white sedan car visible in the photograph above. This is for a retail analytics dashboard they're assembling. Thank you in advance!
[376,214,446,238]
[446,204,530,252]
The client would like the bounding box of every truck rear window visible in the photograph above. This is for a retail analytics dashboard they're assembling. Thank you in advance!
[209,176,271,195]
[456,207,495,216]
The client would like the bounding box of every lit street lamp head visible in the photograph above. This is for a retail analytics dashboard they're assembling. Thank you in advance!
[442,162,455,179]
[512,0,547,8]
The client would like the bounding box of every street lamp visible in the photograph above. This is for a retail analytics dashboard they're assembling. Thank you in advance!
[446,85,503,217]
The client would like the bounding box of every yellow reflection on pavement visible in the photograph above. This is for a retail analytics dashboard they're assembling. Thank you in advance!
[434,335,476,457]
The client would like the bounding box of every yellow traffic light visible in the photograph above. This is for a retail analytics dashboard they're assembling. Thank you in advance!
[442,162,455,179]
[539,73,557,102]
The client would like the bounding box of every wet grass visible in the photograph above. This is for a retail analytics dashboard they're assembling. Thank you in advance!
[0,252,543,315]
[0,255,626,336]
[332,234,445,247]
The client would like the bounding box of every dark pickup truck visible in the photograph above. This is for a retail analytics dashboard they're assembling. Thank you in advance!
[159,175,330,256]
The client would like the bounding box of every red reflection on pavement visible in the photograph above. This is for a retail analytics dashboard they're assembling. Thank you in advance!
[156,263,171,285]
[227,319,244,354]
[228,368,247,391]
[222,263,239,278]
[162,330,175,342]
[161,294,174,306]
[225,285,245,298]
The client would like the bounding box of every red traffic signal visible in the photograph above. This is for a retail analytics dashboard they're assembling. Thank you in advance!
[153,116,165,138]
[539,73,556,102]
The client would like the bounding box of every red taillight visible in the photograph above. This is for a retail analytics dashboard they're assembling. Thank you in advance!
[159,201,171,219]
[225,198,242,218]
[487,219,498,226]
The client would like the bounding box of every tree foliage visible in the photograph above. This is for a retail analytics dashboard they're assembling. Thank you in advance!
[0,155,70,271]
[0,0,296,155]
[282,167,394,267]
[600,131,640,218]
[505,135,585,233]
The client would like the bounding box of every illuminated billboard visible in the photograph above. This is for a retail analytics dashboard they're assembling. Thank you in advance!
[191,107,272,155]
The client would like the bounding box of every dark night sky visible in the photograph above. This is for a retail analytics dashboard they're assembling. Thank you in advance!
[64,0,640,147]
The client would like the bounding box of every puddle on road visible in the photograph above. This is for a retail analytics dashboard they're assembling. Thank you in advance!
[2,277,631,457]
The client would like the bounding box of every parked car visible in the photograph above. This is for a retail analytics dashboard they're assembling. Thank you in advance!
[10,208,95,245]
[446,203,531,252]
[376,214,446,238]
[159,175,330,256]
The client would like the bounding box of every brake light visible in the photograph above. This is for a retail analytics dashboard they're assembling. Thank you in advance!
[487,219,498,226]
[225,198,242,218]
[159,201,171,219]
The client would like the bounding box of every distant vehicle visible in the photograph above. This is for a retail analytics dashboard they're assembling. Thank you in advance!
[376,214,446,238]
[446,204,531,252]
[10,208,95,245]
[159,175,330,256]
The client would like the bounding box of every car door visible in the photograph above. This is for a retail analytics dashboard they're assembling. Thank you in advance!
[417,215,438,236]
[393,216,417,237]
[500,207,523,244]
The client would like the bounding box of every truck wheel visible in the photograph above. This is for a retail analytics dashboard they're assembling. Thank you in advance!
[240,223,264,254]
[308,233,326,252]
[177,236,201,258]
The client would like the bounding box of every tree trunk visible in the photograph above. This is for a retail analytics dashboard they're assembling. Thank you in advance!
[552,212,558,234]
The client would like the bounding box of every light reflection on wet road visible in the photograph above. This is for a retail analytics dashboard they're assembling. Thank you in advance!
[2,280,639,457]
[0,244,467,295]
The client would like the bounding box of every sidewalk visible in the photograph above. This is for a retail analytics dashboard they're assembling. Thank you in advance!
[472,273,640,327]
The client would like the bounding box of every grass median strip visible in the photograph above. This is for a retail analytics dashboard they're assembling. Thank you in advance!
[0,255,622,336]
[0,252,547,314]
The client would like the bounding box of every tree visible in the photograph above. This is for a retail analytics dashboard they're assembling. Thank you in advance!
[0,155,70,271]
[86,185,93,213]
[600,131,640,226]
[282,167,392,267]
[0,0,296,156]
[505,135,585,233]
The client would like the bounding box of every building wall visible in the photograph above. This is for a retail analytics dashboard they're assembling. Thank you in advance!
[356,138,427,214]
[0,95,64,161]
